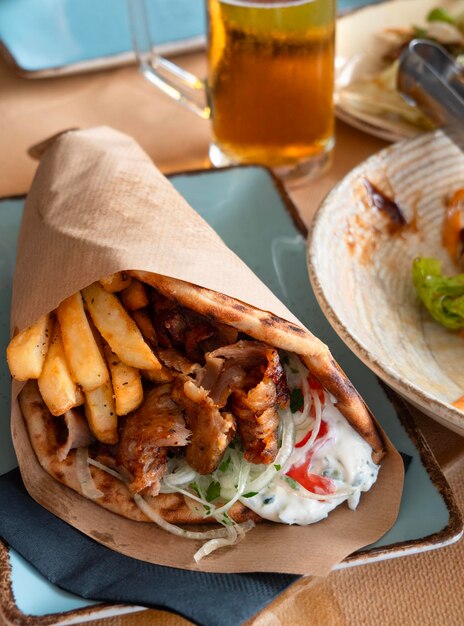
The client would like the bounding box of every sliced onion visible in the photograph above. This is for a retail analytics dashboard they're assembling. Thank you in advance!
[235,518,255,539]
[163,480,217,512]
[163,458,197,486]
[166,469,197,485]
[185,495,208,518]
[88,457,126,482]
[245,407,294,494]
[133,493,228,540]
[296,387,323,455]
[227,448,243,472]
[288,485,356,501]
[76,448,104,500]
[213,463,250,515]
[193,520,255,562]
[158,482,178,494]
[289,356,312,426]
[194,526,238,562]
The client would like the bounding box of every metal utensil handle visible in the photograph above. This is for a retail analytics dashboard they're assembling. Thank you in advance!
[127,0,211,119]
[398,39,464,129]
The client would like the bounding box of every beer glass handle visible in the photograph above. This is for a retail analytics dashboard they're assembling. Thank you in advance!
[127,0,211,120]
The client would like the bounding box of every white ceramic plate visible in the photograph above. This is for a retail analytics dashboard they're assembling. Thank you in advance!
[308,130,464,435]
[335,0,464,142]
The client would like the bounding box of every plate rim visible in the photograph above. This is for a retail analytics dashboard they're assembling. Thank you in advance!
[1,163,462,623]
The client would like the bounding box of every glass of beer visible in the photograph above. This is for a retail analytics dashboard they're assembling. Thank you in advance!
[128,0,336,182]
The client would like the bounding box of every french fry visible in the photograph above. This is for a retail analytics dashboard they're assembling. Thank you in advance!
[82,282,161,370]
[75,386,85,406]
[99,272,132,293]
[104,344,143,416]
[141,366,174,383]
[7,313,52,380]
[131,308,158,345]
[84,381,118,444]
[120,279,149,311]
[57,292,110,391]
[38,322,81,416]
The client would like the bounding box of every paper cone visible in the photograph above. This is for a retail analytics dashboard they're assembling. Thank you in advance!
[10,127,403,575]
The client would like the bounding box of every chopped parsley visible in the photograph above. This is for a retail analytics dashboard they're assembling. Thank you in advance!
[242,492,258,498]
[290,388,304,413]
[189,482,200,497]
[284,476,300,491]
[219,456,231,472]
[222,513,234,526]
[274,464,282,471]
[206,480,221,502]
[322,468,341,480]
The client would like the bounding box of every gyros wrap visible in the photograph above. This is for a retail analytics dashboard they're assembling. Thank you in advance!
[8,127,403,574]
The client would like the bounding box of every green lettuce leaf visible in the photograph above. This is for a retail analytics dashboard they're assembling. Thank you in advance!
[412,257,464,330]
[427,7,456,25]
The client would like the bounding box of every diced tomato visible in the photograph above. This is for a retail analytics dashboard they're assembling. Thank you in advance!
[288,419,334,494]
[286,461,335,495]
[306,375,325,415]
[295,420,328,448]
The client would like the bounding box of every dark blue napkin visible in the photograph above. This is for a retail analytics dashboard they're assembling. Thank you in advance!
[0,469,297,626]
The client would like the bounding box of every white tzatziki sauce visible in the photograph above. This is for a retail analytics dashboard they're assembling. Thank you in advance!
[240,391,380,525]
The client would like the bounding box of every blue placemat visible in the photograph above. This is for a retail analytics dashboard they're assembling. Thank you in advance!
[0,0,382,74]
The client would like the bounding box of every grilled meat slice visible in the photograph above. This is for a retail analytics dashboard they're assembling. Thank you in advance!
[232,382,280,465]
[117,384,190,496]
[151,290,239,361]
[198,355,247,407]
[206,341,289,465]
[56,408,95,462]
[157,347,200,376]
[173,378,235,475]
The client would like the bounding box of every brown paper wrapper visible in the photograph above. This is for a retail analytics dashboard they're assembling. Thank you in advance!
[10,127,404,575]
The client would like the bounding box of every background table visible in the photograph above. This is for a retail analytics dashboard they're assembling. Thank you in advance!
[1,5,464,625]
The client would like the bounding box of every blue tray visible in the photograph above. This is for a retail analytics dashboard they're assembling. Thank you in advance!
[0,165,461,624]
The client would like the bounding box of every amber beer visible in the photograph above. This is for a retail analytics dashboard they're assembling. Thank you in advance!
[207,0,335,177]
